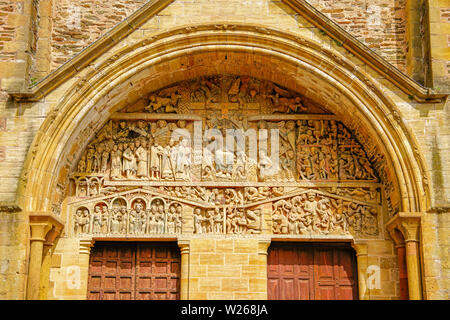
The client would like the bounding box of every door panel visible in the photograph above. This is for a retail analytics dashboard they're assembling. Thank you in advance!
[268,243,358,300]
[87,242,180,300]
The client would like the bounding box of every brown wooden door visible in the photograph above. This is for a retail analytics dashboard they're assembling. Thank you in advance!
[268,243,358,300]
[87,242,180,300]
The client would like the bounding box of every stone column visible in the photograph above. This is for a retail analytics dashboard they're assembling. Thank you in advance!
[257,239,271,300]
[396,244,409,300]
[178,239,190,300]
[387,213,423,300]
[351,242,368,300]
[39,227,60,300]
[26,215,63,300]
[400,220,422,300]
[388,228,409,300]
[79,238,95,299]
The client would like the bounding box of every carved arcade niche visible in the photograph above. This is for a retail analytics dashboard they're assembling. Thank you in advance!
[68,75,392,240]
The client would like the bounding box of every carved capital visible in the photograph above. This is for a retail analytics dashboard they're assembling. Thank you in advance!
[79,238,95,255]
[386,212,422,243]
[177,239,190,255]
[351,241,368,256]
[399,220,421,243]
[258,238,272,256]
[44,227,61,247]
[29,214,64,242]
[388,228,406,247]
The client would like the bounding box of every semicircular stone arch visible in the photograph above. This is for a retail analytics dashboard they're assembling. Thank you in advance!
[18,25,428,239]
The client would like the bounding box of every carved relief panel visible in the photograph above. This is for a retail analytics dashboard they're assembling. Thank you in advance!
[72,119,379,184]
[67,75,391,241]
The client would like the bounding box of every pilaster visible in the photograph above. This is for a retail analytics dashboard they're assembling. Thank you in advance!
[26,214,63,300]
[386,212,423,300]
[351,241,369,300]
[178,239,190,300]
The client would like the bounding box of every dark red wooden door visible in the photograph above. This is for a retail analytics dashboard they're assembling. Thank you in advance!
[88,242,180,300]
[268,243,358,300]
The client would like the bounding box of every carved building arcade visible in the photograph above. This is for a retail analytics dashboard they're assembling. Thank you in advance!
[2,0,447,301]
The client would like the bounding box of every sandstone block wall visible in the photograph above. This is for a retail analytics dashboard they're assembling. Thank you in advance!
[48,0,408,72]
[187,239,267,300]
[51,0,147,71]
[308,0,407,72]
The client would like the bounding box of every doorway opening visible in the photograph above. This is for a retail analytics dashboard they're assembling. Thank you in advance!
[87,241,180,300]
[268,242,358,300]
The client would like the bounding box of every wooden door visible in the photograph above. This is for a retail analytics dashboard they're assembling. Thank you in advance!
[87,242,180,300]
[268,243,358,300]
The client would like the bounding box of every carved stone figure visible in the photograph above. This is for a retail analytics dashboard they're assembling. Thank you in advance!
[77,156,86,173]
[110,144,122,179]
[194,208,204,234]
[146,93,180,113]
[246,209,262,234]
[151,143,164,180]
[258,150,273,181]
[81,209,90,233]
[135,140,148,179]
[175,204,183,234]
[119,206,128,234]
[73,209,83,235]
[122,143,137,179]
[101,146,110,173]
[92,205,102,234]
[130,201,145,234]
[110,208,121,234]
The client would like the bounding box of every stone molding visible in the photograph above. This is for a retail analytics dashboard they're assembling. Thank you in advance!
[257,238,272,256]
[0,203,22,213]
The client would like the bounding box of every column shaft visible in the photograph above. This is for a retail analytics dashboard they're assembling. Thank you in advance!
[405,241,422,300]
[396,245,409,300]
[178,241,190,300]
[26,239,45,300]
[258,239,271,300]
[355,253,368,300]
[39,244,53,300]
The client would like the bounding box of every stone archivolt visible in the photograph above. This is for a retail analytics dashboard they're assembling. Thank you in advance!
[68,75,385,240]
